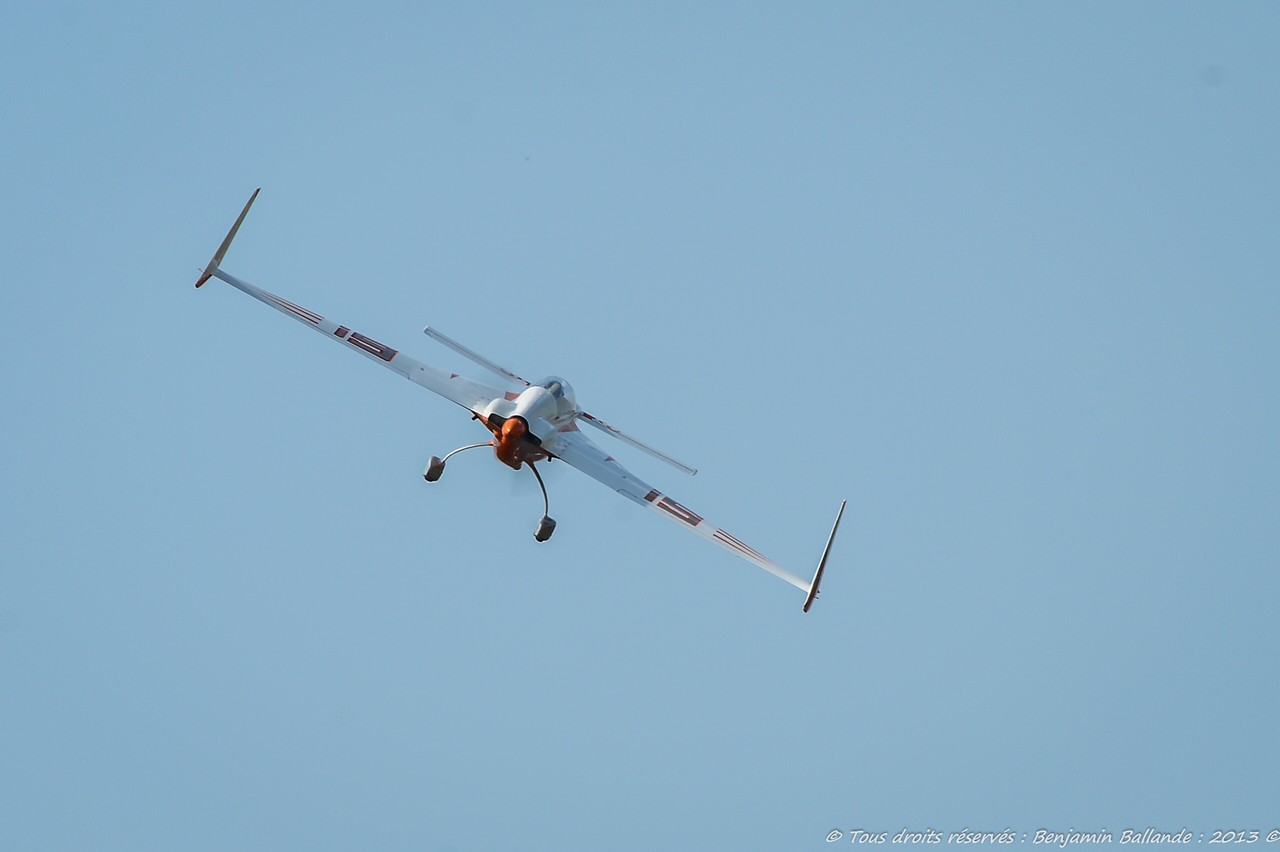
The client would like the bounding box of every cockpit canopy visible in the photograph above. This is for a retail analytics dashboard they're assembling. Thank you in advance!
[536,376,577,421]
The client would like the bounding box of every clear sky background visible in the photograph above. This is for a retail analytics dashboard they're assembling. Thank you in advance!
[2,3,1277,850]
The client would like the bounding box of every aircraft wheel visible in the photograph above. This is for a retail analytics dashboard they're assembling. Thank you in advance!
[424,456,445,482]
[534,515,556,542]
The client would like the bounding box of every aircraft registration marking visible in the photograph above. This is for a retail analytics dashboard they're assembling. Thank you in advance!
[346,330,397,362]
[264,294,395,362]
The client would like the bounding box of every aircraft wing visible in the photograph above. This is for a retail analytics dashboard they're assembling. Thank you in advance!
[206,268,504,415]
[196,190,504,415]
[546,428,826,600]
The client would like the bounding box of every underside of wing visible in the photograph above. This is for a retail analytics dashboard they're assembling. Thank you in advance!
[547,429,811,593]
[546,427,655,505]
[209,269,504,416]
[196,190,505,416]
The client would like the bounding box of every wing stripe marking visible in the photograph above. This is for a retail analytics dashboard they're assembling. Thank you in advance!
[266,294,324,324]
[714,529,768,563]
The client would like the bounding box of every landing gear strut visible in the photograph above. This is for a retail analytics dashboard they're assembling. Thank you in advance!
[423,441,490,482]
[528,462,556,542]
[423,442,557,542]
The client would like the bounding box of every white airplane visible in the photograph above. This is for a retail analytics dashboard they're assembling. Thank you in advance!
[195,190,845,611]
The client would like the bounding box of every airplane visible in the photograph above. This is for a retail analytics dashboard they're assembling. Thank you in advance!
[194,189,845,611]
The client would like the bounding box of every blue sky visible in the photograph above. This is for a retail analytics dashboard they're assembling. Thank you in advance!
[2,3,1277,850]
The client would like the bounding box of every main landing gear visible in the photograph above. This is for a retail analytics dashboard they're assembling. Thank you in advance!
[423,442,489,482]
[528,462,556,542]
[423,443,557,542]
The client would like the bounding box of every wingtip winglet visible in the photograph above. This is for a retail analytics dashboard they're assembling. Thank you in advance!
[803,500,846,613]
[196,187,260,288]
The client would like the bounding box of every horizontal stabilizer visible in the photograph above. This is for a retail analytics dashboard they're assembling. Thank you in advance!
[578,410,697,476]
[423,326,531,387]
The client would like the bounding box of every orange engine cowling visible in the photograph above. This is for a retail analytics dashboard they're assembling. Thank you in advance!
[493,417,527,469]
